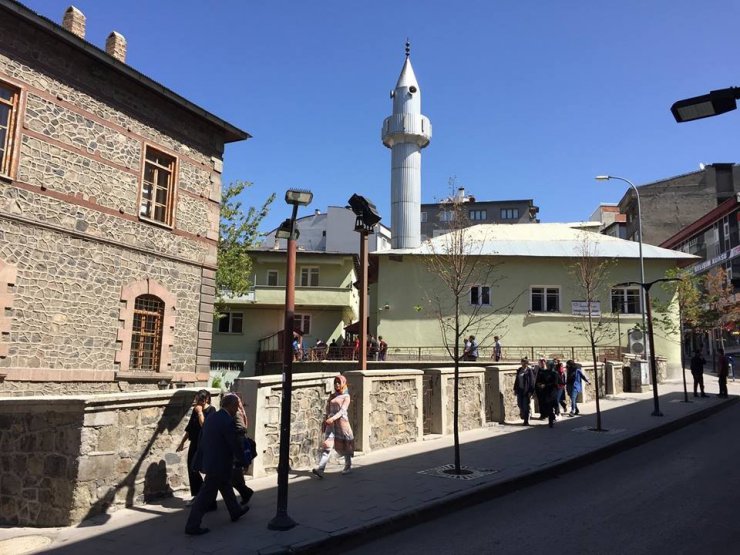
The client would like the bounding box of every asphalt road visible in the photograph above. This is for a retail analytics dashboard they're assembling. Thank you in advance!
[345,402,740,555]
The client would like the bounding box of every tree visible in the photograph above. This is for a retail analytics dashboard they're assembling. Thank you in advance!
[216,181,275,313]
[703,267,740,354]
[421,187,519,474]
[569,233,615,432]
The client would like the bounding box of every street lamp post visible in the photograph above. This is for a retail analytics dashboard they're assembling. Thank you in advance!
[615,278,679,417]
[596,175,648,357]
[671,87,740,122]
[268,188,313,531]
[348,194,382,370]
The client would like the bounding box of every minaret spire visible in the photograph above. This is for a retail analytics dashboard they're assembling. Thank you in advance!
[382,43,432,249]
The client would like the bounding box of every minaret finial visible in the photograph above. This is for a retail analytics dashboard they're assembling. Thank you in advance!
[405,38,410,58]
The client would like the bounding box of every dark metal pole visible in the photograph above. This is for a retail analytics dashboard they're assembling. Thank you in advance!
[644,283,663,417]
[268,204,299,531]
[679,304,690,403]
[358,230,368,370]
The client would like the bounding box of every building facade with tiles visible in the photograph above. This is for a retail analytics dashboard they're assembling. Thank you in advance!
[0,2,248,394]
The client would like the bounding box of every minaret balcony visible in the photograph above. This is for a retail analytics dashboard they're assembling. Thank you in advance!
[382,114,432,148]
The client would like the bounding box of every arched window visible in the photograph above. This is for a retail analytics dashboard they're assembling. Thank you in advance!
[129,294,164,371]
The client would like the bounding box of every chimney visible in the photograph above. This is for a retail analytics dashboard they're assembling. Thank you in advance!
[62,6,86,39]
[105,32,127,63]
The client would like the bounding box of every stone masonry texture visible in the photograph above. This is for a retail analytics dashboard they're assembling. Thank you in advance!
[0,9,232,391]
[445,375,483,434]
[369,379,419,450]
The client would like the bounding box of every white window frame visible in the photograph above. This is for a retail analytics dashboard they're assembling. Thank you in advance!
[439,210,454,222]
[420,211,427,223]
[267,269,279,286]
[530,286,560,313]
[217,312,243,334]
[295,313,311,335]
[610,287,641,314]
[299,267,319,287]
[469,285,491,306]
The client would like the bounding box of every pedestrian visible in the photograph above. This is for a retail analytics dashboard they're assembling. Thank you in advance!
[537,360,559,427]
[492,336,502,361]
[378,336,388,361]
[466,335,479,361]
[690,350,707,398]
[176,389,216,506]
[534,358,548,419]
[513,358,536,426]
[185,395,249,536]
[566,360,591,416]
[368,335,379,361]
[227,393,254,507]
[553,358,568,416]
[312,375,355,478]
[328,338,338,360]
[718,349,729,398]
[463,337,471,361]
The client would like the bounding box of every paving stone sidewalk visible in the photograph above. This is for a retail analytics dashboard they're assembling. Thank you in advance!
[1,376,737,555]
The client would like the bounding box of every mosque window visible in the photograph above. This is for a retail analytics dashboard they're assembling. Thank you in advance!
[531,287,560,312]
[140,146,177,227]
[0,81,20,177]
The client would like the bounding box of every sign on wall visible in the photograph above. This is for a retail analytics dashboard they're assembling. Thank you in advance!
[571,300,601,317]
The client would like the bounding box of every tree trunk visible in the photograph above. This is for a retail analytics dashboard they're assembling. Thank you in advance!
[454,297,461,474]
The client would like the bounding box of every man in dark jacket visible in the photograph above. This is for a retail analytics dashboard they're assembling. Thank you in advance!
[514,358,536,425]
[690,351,707,397]
[185,394,249,535]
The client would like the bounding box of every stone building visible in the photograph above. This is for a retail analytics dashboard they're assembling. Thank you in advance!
[0,2,248,394]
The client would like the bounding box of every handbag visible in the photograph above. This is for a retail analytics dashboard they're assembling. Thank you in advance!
[243,436,257,465]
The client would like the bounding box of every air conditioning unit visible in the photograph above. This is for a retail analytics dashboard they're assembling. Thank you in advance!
[628,328,645,355]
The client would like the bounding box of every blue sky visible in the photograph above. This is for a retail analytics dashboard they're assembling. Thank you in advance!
[23,0,740,233]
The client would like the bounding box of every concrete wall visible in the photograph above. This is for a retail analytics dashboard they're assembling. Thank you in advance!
[376,254,683,377]
[0,389,201,526]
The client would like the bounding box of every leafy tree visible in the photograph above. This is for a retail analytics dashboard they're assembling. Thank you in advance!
[568,233,615,431]
[421,184,519,474]
[216,181,275,313]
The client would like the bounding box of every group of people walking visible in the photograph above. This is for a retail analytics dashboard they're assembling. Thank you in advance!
[514,357,591,427]
[178,374,354,535]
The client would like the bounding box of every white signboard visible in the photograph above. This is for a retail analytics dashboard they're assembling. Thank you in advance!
[571,300,601,317]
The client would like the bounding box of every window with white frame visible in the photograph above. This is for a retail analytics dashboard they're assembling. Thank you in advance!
[469,209,487,221]
[267,270,279,286]
[531,286,560,312]
[217,312,243,334]
[300,267,319,287]
[470,285,491,306]
[295,313,311,334]
[420,211,427,223]
[610,287,641,314]
[500,208,519,220]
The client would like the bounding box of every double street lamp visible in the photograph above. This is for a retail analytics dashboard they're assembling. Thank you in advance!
[268,188,313,531]
[614,278,679,417]
[595,175,648,356]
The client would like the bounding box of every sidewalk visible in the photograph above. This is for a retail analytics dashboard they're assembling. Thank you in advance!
[1,376,737,555]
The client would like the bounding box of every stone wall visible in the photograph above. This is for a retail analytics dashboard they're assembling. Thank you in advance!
[0,389,199,526]
[345,369,423,453]
[0,8,228,391]
[485,366,520,423]
[233,373,331,478]
[425,367,486,434]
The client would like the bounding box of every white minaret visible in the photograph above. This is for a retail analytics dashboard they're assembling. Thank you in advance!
[382,41,432,249]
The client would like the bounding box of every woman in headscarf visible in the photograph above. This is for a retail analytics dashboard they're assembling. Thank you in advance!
[312,375,354,478]
[176,389,216,505]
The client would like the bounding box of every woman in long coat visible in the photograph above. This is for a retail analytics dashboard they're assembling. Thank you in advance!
[312,375,355,477]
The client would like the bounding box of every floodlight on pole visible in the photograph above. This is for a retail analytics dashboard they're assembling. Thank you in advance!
[348,194,381,371]
[269,188,312,531]
[596,175,648,356]
[671,87,740,123]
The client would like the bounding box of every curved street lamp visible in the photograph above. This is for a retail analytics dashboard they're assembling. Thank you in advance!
[596,175,648,358]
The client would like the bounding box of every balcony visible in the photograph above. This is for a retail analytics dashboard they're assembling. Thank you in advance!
[249,285,354,308]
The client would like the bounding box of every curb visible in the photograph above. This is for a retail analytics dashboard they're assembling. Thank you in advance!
[281,395,738,554]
